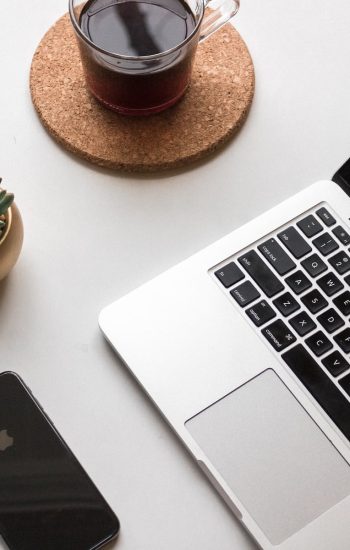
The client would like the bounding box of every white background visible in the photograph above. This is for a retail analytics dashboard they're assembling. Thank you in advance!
[1,1,350,548]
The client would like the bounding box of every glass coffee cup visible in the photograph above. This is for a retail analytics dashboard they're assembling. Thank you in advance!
[69,0,240,116]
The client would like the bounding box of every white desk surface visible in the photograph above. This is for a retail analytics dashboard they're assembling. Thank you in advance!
[1,1,350,548]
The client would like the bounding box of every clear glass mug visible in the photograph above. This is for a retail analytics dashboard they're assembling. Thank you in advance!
[69,0,240,116]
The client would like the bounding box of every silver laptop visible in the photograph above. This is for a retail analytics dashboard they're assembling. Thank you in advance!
[100,175,350,550]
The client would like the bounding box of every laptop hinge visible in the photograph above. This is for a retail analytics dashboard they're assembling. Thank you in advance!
[332,157,350,196]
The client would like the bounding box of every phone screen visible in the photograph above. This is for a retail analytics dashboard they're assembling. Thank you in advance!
[0,372,120,550]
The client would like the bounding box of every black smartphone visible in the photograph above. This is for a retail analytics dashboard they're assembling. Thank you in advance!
[0,371,120,550]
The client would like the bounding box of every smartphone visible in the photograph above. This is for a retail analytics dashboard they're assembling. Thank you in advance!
[0,371,120,550]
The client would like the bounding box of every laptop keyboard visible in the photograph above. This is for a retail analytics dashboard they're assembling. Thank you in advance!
[213,204,350,441]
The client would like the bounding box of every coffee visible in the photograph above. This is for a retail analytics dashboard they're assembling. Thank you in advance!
[80,0,196,56]
[78,0,197,114]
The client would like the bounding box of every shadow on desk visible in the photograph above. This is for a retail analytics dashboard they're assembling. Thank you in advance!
[0,277,9,308]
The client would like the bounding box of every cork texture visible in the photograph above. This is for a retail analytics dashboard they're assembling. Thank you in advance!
[30,13,255,172]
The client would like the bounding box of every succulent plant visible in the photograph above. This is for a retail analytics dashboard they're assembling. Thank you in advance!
[0,178,14,241]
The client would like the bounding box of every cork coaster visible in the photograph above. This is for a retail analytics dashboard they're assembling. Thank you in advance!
[30,13,254,172]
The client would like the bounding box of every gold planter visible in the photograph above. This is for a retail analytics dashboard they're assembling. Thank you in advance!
[0,202,24,281]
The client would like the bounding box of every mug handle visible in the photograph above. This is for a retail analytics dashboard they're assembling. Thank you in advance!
[199,0,240,42]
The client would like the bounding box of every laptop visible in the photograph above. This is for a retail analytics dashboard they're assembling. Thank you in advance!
[99,159,350,550]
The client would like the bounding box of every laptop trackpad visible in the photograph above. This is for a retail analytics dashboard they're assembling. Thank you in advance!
[185,369,350,545]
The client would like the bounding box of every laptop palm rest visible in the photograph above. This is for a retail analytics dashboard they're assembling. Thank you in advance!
[185,369,350,545]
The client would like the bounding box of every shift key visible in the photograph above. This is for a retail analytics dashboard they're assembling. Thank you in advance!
[238,250,284,297]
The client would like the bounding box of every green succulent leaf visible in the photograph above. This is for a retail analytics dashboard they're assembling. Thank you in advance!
[0,220,5,229]
[0,191,14,216]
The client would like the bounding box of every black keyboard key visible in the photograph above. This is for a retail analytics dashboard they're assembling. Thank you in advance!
[258,238,296,275]
[246,300,276,327]
[230,281,260,307]
[273,292,300,317]
[322,351,349,377]
[317,272,344,296]
[305,330,333,356]
[297,215,323,238]
[238,251,284,298]
[317,308,345,334]
[301,254,327,278]
[289,311,316,336]
[262,320,296,352]
[339,374,350,396]
[301,289,328,314]
[345,274,350,286]
[277,227,311,259]
[285,270,312,294]
[215,262,244,288]
[333,225,350,246]
[333,291,350,316]
[282,344,350,441]
[329,251,350,275]
[312,233,339,256]
[334,329,350,354]
[316,207,336,227]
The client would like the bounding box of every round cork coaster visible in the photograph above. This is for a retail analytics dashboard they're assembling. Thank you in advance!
[30,13,254,172]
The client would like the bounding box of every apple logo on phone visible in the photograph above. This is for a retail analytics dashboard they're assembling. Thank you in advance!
[0,429,14,451]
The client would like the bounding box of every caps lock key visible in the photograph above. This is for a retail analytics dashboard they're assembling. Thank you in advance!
[258,238,296,275]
